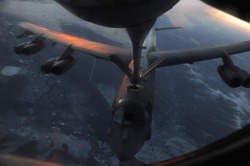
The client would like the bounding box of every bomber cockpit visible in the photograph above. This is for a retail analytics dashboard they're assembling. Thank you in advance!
[113,99,150,126]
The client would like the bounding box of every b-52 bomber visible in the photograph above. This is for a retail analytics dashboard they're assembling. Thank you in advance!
[14,0,250,162]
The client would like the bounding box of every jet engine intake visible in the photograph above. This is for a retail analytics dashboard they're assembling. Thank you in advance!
[14,41,46,55]
[51,55,76,75]
[22,41,46,55]
[217,65,243,88]
[41,58,59,74]
[14,42,30,54]
[236,67,250,88]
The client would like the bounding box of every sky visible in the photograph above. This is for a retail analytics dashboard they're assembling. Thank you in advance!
[167,0,250,33]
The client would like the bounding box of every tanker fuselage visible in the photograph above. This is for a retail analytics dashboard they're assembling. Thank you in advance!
[54,0,180,28]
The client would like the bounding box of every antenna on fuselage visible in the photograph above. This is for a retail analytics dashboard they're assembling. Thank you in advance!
[89,57,96,82]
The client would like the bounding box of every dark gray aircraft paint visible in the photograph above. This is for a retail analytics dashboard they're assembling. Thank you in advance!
[53,0,180,86]
[109,28,157,161]
[52,0,180,161]
[11,0,250,164]
[53,0,180,28]
[13,0,180,162]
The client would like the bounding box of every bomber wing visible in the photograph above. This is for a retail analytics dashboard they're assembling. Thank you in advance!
[140,41,250,88]
[17,22,132,64]
[148,41,250,67]
[141,41,250,77]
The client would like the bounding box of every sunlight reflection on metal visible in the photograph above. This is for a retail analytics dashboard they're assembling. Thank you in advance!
[129,60,134,70]
[0,154,65,166]
[18,22,116,53]
[206,8,250,33]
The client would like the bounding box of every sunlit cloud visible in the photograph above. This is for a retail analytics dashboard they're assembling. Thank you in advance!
[165,0,209,28]
[166,9,194,27]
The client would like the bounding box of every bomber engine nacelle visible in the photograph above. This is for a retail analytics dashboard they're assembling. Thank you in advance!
[41,45,76,75]
[14,42,30,54]
[41,58,59,74]
[41,55,76,75]
[217,65,250,88]
[51,55,76,75]
[14,41,46,55]
[235,67,250,88]
[217,65,243,88]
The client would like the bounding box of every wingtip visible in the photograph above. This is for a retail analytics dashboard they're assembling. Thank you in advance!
[17,22,26,27]
[17,22,33,28]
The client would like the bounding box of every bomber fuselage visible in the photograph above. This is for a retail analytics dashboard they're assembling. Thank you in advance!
[53,0,180,162]
[108,28,157,162]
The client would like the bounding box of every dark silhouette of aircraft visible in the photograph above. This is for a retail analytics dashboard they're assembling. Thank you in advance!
[148,124,250,166]
[14,0,250,163]
[1,124,250,165]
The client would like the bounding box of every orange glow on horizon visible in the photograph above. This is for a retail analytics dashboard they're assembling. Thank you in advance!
[149,153,195,166]
[0,154,64,166]
[206,8,250,33]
